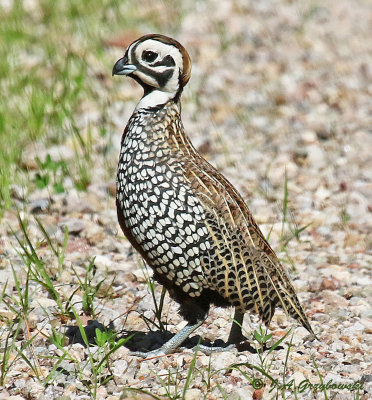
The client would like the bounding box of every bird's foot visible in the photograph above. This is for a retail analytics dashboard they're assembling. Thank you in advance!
[130,348,168,359]
[191,343,236,355]
[130,320,204,358]
[131,342,236,358]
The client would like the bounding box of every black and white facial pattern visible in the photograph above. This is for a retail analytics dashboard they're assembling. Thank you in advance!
[124,39,185,109]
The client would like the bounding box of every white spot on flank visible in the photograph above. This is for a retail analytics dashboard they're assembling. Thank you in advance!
[187,248,196,257]
[176,214,184,225]
[172,246,183,255]
[168,226,176,235]
[197,227,207,236]
[168,208,175,219]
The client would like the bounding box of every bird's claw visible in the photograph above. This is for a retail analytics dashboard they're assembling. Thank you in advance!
[129,349,168,358]
[196,343,236,354]
[179,343,236,355]
[130,342,237,358]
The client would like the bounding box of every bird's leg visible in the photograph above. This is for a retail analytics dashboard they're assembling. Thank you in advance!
[228,309,248,344]
[131,320,204,358]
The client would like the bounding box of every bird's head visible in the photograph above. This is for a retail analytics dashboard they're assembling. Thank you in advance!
[112,34,191,109]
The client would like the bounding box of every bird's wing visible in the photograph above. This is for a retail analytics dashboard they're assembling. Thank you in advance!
[182,155,315,335]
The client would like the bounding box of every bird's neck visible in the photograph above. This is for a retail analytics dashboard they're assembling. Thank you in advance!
[125,99,181,143]
[126,99,198,158]
[132,98,181,126]
[136,89,179,111]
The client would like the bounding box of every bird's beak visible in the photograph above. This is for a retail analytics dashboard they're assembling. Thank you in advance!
[112,56,137,76]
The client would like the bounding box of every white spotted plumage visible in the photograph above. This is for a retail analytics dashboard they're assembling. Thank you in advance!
[117,105,210,295]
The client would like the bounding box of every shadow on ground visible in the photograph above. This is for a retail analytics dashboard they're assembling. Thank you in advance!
[65,319,280,354]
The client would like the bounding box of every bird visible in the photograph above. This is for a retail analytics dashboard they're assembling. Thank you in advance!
[112,34,315,357]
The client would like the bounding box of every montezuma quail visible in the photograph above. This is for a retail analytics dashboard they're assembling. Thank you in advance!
[113,34,315,356]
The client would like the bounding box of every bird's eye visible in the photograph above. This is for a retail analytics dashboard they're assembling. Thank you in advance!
[142,50,158,63]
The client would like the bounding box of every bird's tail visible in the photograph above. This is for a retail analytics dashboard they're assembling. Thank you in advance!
[263,260,317,339]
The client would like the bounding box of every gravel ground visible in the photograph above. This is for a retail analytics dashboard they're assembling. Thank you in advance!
[1,0,371,399]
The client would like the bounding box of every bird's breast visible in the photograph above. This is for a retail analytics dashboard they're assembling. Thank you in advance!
[116,118,212,296]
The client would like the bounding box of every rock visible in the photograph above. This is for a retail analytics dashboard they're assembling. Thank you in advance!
[106,181,116,196]
[112,359,128,377]
[292,371,306,386]
[322,290,349,307]
[4,397,26,400]
[300,130,318,145]
[10,185,25,201]
[29,198,50,213]
[111,346,130,361]
[69,343,86,362]
[0,309,16,320]
[82,224,106,246]
[27,381,45,398]
[306,144,326,169]
[0,256,10,270]
[231,386,255,400]
[211,351,236,370]
[30,297,57,309]
[360,318,372,334]
[342,321,367,335]
[120,390,157,399]
[291,328,311,346]
[320,277,342,291]
[96,386,108,399]
[65,237,90,255]
[58,218,86,235]
[130,268,147,283]
[184,388,202,400]
[94,254,114,269]
[252,387,265,399]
